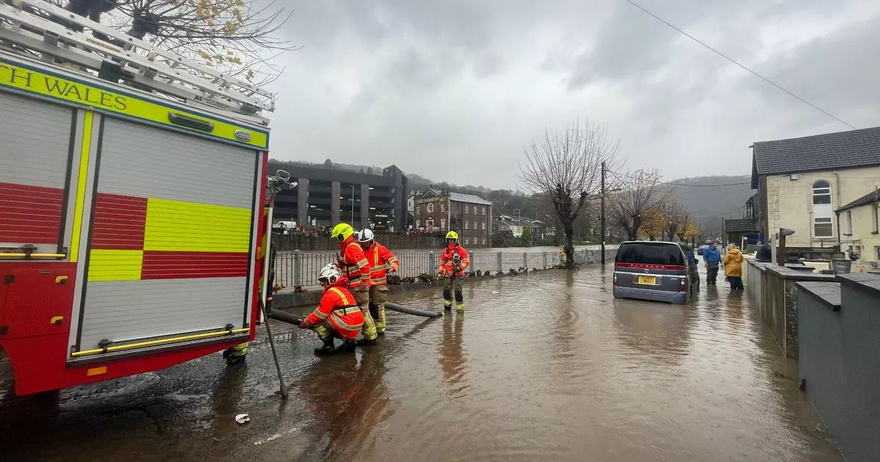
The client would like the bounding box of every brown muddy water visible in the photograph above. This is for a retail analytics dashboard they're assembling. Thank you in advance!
[0,265,842,461]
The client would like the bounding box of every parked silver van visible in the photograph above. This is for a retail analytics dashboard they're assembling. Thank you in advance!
[612,241,694,305]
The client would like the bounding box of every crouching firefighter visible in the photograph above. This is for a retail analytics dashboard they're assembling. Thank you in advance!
[299,264,365,355]
[357,228,400,334]
[438,231,470,311]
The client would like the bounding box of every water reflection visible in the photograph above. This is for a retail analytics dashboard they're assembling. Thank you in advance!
[298,347,393,460]
[209,364,248,440]
[612,299,694,363]
[438,314,467,399]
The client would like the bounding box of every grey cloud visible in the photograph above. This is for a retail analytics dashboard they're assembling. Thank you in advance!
[265,1,880,190]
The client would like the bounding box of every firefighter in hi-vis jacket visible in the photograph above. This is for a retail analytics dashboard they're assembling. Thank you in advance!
[299,264,365,354]
[331,222,378,345]
[357,228,400,334]
[438,231,470,311]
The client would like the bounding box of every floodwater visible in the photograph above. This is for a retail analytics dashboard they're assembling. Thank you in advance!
[0,265,842,461]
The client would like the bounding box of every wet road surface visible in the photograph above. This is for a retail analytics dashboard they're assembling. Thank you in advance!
[0,265,842,461]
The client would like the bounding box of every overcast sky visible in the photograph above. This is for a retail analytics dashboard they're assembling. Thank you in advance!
[264,0,880,190]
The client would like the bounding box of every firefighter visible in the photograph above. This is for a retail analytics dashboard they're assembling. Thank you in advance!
[298,264,365,354]
[330,222,379,345]
[437,230,470,311]
[357,228,400,335]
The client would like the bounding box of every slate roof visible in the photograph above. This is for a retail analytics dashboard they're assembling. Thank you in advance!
[449,192,493,206]
[750,126,880,188]
[836,189,880,213]
[723,218,759,233]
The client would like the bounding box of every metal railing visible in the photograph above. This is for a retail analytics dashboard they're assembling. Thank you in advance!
[274,246,618,288]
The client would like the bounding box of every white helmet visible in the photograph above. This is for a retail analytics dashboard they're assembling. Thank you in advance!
[317,263,342,284]
[357,228,374,244]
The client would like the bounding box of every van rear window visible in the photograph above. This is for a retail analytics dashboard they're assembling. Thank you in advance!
[616,243,684,266]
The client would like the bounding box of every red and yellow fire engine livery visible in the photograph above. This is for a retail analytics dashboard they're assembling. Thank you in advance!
[0,53,270,395]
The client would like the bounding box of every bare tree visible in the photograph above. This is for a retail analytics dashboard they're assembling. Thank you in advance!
[607,169,673,240]
[662,199,685,241]
[54,0,296,86]
[519,119,622,268]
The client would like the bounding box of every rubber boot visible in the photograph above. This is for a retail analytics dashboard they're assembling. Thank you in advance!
[314,337,336,355]
[444,302,453,311]
[456,303,465,312]
[339,339,357,353]
[357,336,378,346]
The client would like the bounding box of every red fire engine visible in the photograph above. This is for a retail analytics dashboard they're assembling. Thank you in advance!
[0,0,280,395]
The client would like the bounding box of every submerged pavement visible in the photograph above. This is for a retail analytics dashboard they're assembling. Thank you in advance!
[0,265,842,461]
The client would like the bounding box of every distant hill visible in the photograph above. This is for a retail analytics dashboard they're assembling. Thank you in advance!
[270,157,752,238]
[663,175,754,236]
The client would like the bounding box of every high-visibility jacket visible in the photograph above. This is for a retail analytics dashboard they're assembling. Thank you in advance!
[337,236,371,290]
[438,244,470,277]
[364,242,399,286]
[303,277,364,339]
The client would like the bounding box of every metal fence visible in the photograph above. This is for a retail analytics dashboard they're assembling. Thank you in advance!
[274,246,618,288]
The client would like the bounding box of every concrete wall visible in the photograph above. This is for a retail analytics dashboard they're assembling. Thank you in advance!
[746,261,835,358]
[764,167,880,248]
[798,273,880,462]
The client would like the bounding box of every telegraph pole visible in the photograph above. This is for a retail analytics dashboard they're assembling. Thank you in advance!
[601,161,606,265]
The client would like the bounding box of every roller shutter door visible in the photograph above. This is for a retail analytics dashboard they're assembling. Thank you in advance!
[75,116,259,351]
[0,92,73,254]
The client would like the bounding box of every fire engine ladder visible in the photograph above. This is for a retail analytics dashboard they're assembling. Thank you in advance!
[0,0,275,122]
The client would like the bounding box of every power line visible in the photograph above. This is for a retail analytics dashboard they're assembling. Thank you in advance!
[666,181,750,187]
[622,0,857,130]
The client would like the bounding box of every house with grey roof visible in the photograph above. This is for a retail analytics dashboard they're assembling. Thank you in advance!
[750,126,880,255]
[413,187,493,247]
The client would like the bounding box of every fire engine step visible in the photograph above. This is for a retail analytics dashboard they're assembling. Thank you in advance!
[385,303,443,318]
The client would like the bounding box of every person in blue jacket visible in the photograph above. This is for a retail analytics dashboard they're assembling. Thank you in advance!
[703,241,723,285]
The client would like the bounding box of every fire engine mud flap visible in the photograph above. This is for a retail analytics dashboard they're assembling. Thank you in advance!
[385,302,443,318]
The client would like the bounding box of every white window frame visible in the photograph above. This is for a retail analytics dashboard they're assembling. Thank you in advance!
[465,220,469,230]
[482,206,486,216]
[482,237,486,245]
[812,181,832,205]
[426,203,435,213]
[465,204,469,214]
[441,218,446,229]
[441,203,446,213]
[813,217,834,238]
[465,237,469,245]
[481,221,485,230]
[426,217,434,230]
[416,205,421,215]
[845,210,853,236]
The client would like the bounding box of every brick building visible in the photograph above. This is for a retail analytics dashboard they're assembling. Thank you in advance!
[413,188,493,248]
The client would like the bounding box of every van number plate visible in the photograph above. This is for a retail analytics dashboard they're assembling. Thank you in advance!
[637,276,656,285]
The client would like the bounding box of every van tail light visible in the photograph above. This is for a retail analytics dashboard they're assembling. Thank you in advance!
[613,273,619,286]
[679,277,687,292]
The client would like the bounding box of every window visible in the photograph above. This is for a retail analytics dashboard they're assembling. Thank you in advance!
[441,203,445,213]
[812,180,831,205]
[465,205,469,214]
[465,237,470,245]
[465,220,469,230]
[814,217,833,237]
[482,237,486,245]
[416,219,420,228]
[481,221,485,230]
[845,211,852,236]
[441,218,446,229]
[482,206,486,216]
[427,203,434,213]
[426,217,434,230]
[416,205,421,215]
[874,205,879,234]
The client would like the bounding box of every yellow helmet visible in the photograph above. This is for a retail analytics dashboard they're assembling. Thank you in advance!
[331,223,355,242]
[445,230,459,240]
